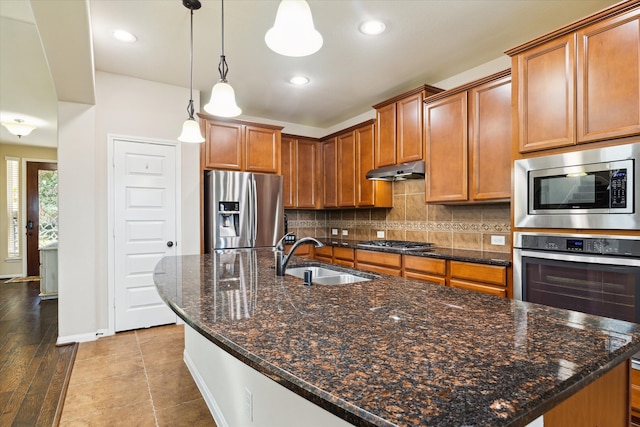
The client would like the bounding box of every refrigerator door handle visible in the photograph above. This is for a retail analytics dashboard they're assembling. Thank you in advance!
[250,175,257,246]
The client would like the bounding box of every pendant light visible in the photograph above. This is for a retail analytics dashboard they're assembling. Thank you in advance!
[203,0,241,117]
[1,119,36,138]
[178,0,205,143]
[265,1,323,57]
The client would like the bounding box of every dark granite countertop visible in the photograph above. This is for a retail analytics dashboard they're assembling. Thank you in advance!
[318,238,512,266]
[154,249,640,426]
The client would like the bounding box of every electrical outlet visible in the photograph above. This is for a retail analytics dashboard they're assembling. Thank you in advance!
[342,229,348,236]
[376,231,385,239]
[331,228,338,235]
[244,387,253,421]
[491,235,506,246]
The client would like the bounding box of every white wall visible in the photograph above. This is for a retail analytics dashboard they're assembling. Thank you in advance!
[57,72,200,342]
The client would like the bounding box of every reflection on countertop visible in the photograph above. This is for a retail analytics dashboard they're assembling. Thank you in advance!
[154,248,640,426]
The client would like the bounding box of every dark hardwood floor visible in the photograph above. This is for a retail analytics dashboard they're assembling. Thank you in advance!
[0,279,77,426]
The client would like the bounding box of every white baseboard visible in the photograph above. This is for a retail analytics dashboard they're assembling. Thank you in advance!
[183,349,229,427]
[0,274,21,279]
[56,331,100,345]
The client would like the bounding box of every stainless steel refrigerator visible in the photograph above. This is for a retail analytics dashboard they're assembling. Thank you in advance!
[204,170,284,251]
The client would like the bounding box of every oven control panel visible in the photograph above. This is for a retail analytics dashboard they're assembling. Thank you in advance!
[519,234,640,257]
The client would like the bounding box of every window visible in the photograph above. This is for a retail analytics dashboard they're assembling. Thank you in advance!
[6,158,20,259]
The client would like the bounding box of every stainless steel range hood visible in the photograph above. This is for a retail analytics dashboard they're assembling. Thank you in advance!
[366,161,425,181]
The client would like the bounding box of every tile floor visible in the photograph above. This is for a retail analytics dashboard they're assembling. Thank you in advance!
[59,324,217,426]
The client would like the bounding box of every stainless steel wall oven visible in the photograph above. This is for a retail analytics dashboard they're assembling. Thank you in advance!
[513,232,640,366]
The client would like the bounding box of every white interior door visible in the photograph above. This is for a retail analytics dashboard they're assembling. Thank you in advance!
[114,139,177,331]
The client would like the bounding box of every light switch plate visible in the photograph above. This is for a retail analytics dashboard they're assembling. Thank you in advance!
[491,235,506,246]
[332,229,338,235]
[342,230,348,236]
[377,231,385,238]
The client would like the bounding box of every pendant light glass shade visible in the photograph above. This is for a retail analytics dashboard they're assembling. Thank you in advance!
[265,0,323,57]
[179,0,205,143]
[204,81,241,117]
[2,119,36,138]
[178,118,205,143]
[204,0,241,118]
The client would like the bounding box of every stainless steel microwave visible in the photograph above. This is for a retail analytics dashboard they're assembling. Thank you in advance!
[514,142,639,229]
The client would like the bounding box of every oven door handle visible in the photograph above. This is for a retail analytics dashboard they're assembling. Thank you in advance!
[517,249,640,267]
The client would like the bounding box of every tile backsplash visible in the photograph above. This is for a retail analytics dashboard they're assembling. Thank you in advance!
[285,179,511,253]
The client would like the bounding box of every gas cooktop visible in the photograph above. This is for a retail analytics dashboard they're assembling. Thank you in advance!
[356,240,434,251]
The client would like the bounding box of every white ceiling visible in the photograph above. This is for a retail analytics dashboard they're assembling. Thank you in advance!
[0,0,621,147]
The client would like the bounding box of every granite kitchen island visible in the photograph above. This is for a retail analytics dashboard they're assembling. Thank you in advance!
[153,248,640,426]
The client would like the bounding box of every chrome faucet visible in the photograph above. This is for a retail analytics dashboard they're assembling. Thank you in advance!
[275,233,324,276]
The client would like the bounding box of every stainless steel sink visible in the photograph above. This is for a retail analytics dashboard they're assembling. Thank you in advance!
[286,266,372,285]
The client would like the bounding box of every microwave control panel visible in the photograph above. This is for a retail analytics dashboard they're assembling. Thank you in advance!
[520,234,640,257]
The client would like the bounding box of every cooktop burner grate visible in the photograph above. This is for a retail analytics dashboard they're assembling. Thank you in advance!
[357,240,434,251]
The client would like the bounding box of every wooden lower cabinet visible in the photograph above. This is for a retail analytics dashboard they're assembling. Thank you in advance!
[355,250,402,276]
[313,246,333,263]
[448,261,508,298]
[333,247,355,268]
[285,244,311,259]
[632,366,640,422]
[403,255,446,286]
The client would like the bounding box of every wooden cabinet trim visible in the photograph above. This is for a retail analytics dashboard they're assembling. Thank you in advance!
[373,84,443,109]
[423,69,511,103]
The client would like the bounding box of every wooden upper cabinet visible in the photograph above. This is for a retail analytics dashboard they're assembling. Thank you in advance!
[200,116,282,173]
[397,92,424,163]
[425,91,469,203]
[296,140,320,208]
[323,138,338,208]
[337,131,356,207]
[508,2,640,152]
[281,137,320,209]
[375,103,397,167]
[245,125,280,174]
[513,34,576,153]
[281,137,296,208]
[203,120,244,170]
[374,85,442,168]
[356,123,392,208]
[424,70,511,204]
[468,75,512,201]
[577,8,640,143]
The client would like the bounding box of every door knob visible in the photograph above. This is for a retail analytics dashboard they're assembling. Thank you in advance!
[167,241,174,247]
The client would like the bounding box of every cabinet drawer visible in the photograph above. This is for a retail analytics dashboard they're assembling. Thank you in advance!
[450,261,506,286]
[358,263,402,277]
[333,247,355,262]
[450,279,507,298]
[334,258,355,268]
[404,256,446,276]
[404,271,446,286]
[314,246,333,262]
[356,250,402,268]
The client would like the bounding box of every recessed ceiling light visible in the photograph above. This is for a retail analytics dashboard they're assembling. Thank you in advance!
[112,29,137,43]
[359,20,386,36]
[290,75,310,86]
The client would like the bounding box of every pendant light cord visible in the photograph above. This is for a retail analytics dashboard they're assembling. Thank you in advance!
[187,7,195,119]
[218,0,229,81]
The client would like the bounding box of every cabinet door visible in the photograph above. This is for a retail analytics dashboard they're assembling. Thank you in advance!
[356,124,376,207]
[203,121,243,170]
[515,34,576,152]
[281,137,296,208]
[375,103,397,167]
[337,132,356,207]
[245,125,280,173]
[296,140,319,209]
[397,91,424,163]
[425,92,468,202]
[577,8,640,143]
[469,76,512,201]
[323,138,338,208]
